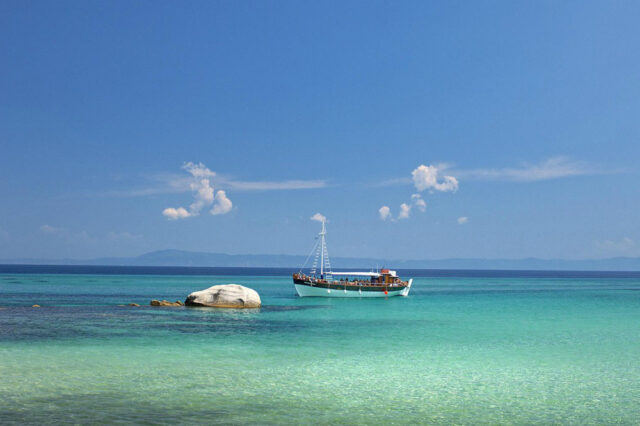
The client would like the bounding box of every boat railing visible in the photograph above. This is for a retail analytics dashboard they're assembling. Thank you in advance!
[293,273,407,287]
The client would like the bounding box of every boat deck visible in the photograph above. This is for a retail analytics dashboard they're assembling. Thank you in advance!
[293,273,409,292]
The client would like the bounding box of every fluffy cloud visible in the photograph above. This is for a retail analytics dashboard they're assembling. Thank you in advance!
[412,164,459,192]
[398,203,411,219]
[183,161,216,179]
[379,164,457,221]
[398,203,411,220]
[210,190,232,215]
[378,206,391,221]
[457,216,469,224]
[379,202,415,221]
[310,213,327,222]
[163,162,232,219]
[411,193,426,212]
[378,191,430,222]
[185,163,215,214]
[162,207,191,220]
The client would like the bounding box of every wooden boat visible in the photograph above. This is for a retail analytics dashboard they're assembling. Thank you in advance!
[292,219,412,298]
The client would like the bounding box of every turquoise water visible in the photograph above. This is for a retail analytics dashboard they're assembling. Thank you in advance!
[1,271,640,424]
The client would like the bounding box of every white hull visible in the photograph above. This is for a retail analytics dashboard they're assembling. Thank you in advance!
[295,279,412,298]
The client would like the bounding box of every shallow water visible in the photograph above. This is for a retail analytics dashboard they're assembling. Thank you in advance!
[1,270,640,424]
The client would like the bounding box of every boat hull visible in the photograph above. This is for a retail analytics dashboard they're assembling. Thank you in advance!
[294,279,412,298]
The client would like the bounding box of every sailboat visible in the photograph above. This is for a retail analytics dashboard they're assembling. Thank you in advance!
[292,219,413,297]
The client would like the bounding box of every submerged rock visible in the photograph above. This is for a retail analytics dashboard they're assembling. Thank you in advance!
[150,300,183,307]
[185,284,261,308]
[128,303,140,307]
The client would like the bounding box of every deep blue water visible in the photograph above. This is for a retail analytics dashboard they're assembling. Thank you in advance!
[2,264,639,278]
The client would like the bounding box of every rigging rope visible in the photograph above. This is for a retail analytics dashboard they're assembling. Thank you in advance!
[299,236,320,273]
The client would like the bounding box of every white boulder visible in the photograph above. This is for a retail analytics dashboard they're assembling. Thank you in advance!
[184,284,261,308]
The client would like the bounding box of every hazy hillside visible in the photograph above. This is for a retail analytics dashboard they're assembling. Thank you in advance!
[3,249,640,271]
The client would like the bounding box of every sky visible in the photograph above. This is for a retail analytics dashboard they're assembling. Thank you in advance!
[1,0,639,261]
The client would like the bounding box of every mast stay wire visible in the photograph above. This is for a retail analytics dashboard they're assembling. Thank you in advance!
[300,236,320,273]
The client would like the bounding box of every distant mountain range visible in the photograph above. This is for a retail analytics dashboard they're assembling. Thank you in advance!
[2,249,640,271]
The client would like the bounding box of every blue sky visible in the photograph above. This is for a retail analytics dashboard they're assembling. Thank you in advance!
[1,0,639,260]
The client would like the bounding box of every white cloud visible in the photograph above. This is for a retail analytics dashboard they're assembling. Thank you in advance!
[310,213,327,223]
[183,161,216,179]
[380,202,413,222]
[412,164,459,192]
[453,156,610,182]
[457,216,469,224]
[378,206,391,221]
[378,177,436,222]
[190,179,214,211]
[398,203,411,220]
[185,163,215,215]
[210,190,233,215]
[162,207,192,220]
[411,193,426,212]
[163,162,232,219]
[378,156,617,188]
[109,172,327,197]
[227,180,327,191]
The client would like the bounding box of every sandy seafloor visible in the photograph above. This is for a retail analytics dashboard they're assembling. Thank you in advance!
[1,267,639,424]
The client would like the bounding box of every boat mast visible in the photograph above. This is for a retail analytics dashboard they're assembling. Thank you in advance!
[309,218,332,279]
[320,219,325,276]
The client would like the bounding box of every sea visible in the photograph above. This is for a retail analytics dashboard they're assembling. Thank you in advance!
[1,265,640,425]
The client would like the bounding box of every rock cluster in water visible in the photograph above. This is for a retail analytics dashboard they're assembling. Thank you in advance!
[150,300,184,307]
[184,284,261,308]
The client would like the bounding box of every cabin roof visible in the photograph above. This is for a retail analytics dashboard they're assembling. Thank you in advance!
[331,271,381,277]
